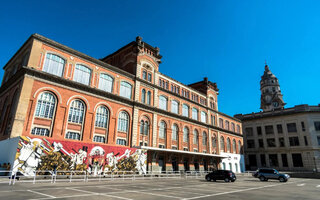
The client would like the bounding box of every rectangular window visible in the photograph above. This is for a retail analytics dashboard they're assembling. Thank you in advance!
[318,136,320,146]
[247,140,255,148]
[245,127,254,136]
[301,122,306,131]
[281,154,288,167]
[267,138,276,147]
[279,137,285,147]
[142,71,147,80]
[248,155,257,166]
[269,154,279,167]
[200,112,207,123]
[260,154,266,167]
[277,124,283,134]
[182,105,189,117]
[304,136,308,146]
[116,139,126,146]
[287,123,297,133]
[258,139,264,148]
[314,121,320,131]
[265,125,274,134]
[147,73,152,82]
[93,135,105,143]
[289,137,300,146]
[257,126,262,135]
[292,153,303,167]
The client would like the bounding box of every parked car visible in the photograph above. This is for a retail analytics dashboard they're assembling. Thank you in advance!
[205,170,236,182]
[252,168,290,182]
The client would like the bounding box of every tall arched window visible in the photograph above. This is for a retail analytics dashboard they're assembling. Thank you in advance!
[120,81,132,99]
[200,111,207,123]
[193,129,199,145]
[140,120,144,134]
[73,64,91,85]
[147,91,151,105]
[68,100,85,124]
[202,131,207,146]
[219,118,224,128]
[95,106,109,128]
[182,104,189,117]
[238,141,242,154]
[159,121,166,139]
[172,124,178,141]
[225,121,230,130]
[98,73,113,92]
[231,123,235,132]
[232,139,236,153]
[236,125,240,133]
[43,53,65,77]
[171,100,179,114]
[212,136,217,148]
[220,136,225,152]
[227,138,231,152]
[144,121,149,135]
[159,95,168,110]
[141,89,146,103]
[118,111,129,132]
[192,108,198,120]
[183,127,189,143]
[211,115,215,125]
[35,92,56,119]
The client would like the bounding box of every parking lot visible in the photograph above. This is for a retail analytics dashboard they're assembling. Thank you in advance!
[0,176,319,200]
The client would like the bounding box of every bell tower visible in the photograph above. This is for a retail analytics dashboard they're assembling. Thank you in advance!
[260,63,286,111]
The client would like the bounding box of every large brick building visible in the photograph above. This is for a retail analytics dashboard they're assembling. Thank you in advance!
[0,34,244,175]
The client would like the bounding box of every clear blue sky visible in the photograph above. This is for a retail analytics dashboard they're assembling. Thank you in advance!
[1,0,320,116]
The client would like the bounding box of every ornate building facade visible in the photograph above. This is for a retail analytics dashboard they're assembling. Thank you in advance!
[0,34,244,175]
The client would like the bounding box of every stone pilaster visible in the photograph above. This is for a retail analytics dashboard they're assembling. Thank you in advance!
[131,107,139,147]
[134,81,140,102]
[152,113,158,147]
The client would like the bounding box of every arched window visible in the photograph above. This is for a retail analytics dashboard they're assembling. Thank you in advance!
[231,123,235,132]
[183,127,189,143]
[211,115,215,125]
[95,106,109,128]
[68,100,85,124]
[144,121,149,135]
[201,111,207,123]
[98,73,113,92]
[159,95,168,110]
[220,136,225,152]
[212,136,217,148]
[182,104,189,117]
[193,129,199,145]
[147,91,151,105]
[118,111,129,132]
[238,141,242,153]
[159,121,166,139]
[192,108,198,120]
[222,162,226,170]
[171,100,179,114]
[35,92,56,119]
[120,81,132,99]
[73,64,91,85]
[141,89,146,103]
[232,139,236,153]
[227,138,231,152]
[140,120,144,134]
[219,118,224,128]
[225,121,230,130]
[43,53,65,77]
[202,131,207,146]
[0,97,8,126]
[172,124,178,141]
[236,125,240,133]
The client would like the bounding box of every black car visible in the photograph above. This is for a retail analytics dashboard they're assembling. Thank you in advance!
[205,170,236,182]
[252,168,290,182]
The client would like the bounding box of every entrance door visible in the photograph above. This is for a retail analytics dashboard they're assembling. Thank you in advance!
[184,158,190,172]
[158,157,166,173]
[203,160,208,171]
[194,162,199,171]
[172,157,178,172]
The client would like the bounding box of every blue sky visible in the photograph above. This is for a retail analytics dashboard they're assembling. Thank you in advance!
[1,0,320,116]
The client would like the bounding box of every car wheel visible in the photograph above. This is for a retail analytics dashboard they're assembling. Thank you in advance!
[279,177,285,182]
[206,176,212,182]
[213,179,216,182]
[231,180,235,182]
[259,176,265,181]
[224,178,230,182]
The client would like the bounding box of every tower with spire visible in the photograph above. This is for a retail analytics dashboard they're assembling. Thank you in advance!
[260,63,286,111]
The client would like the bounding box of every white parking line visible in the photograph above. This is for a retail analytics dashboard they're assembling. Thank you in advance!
[297,183,305,186]
[27,190,56,199]
[317,185,320,188]
[69,188,133,200]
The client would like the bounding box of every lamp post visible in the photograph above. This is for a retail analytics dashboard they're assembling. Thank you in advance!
[314,156,318,173]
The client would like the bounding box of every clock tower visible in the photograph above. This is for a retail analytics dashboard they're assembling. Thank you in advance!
[260,64,286,111]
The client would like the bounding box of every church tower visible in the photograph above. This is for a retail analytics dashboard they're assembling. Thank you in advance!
[260,63,286,111]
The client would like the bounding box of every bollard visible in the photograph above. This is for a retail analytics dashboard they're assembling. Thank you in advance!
[70,171,73,183]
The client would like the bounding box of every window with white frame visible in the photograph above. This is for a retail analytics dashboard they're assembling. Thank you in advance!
[93,135,105,143]
[120,81,132,99]
[159,121,166,138]
[200,111,207,123]
[116,138,126,145]
[193,129,199,145]
[212,136,217,148]
[171,100,179,114]
[73,64,91,85]
[182,104,189,117]
[43,53,65,77]
[118,111,129,132]
[68,100,85,124]
[66,131,80,140]
[147,91,151,105]
[183,127,189,143]
[140,120,149,135]
[172,124,178,141]
[95,106,109,128]
[192,108,198,120]
[159,95,168,110]
[35,92,56,119]
[202,131,207,146]
[141,89,146,103]
[31,127,50,137]
[98,73,113,92]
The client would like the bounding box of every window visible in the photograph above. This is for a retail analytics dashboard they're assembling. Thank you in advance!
[68,100,85,124]
[212,136,217,148]
[93,135,105,143]
[304,136,308,146]
[258,139,264,148]
[257,126,262,135]
[232,139,236,153]
[247,139,255,148]
[142,71,147,80]
[31,127,49,137]
[269,154,279,167]
[222,162,226,170]
[267,138,276,147]
[277,124,283,134]
[211,115,215,125]
[35,92,56,119]
[116,139,126,145]
[144,121,149,135]
[292,154,303,167]
[225,121,229,130]
[279,137,285,147]
[192,108,198,120]
[287,123,297,133]
[193,129,199,145]
[147,91,151,105]
[141,89,146,103]
[98,73,113,92]
[159,121,166,139]
[159,95,168,110]
[147,73,152,82]
[245,127,253,136]
[219,118,223,128]
[260,154,266,167]
[172,124,178,141]
[238,141,241,153]
[183,127,189,143]
[200,111,207,123]
[43,53,65,77]
[301,122,306,131]
[140,120,144,134]
[289,137,300,146]
[317,136,320,145]
[220,137,225,151]
[236,125,240,133]
[265,125,274,134]
[202,132,207,146]
[182,104,189,117]
[231,123,235,132]
[66,131,80,140]
[120,81,132,99]
[248,155,257,166]
[159,144,165,149]
[171,100,179,114]
[73,64,91,85]
[227,138,231,152]
[314,121,320,131]
[95,106,109,128]
[281,154,288,167]
[118,111,129,132]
